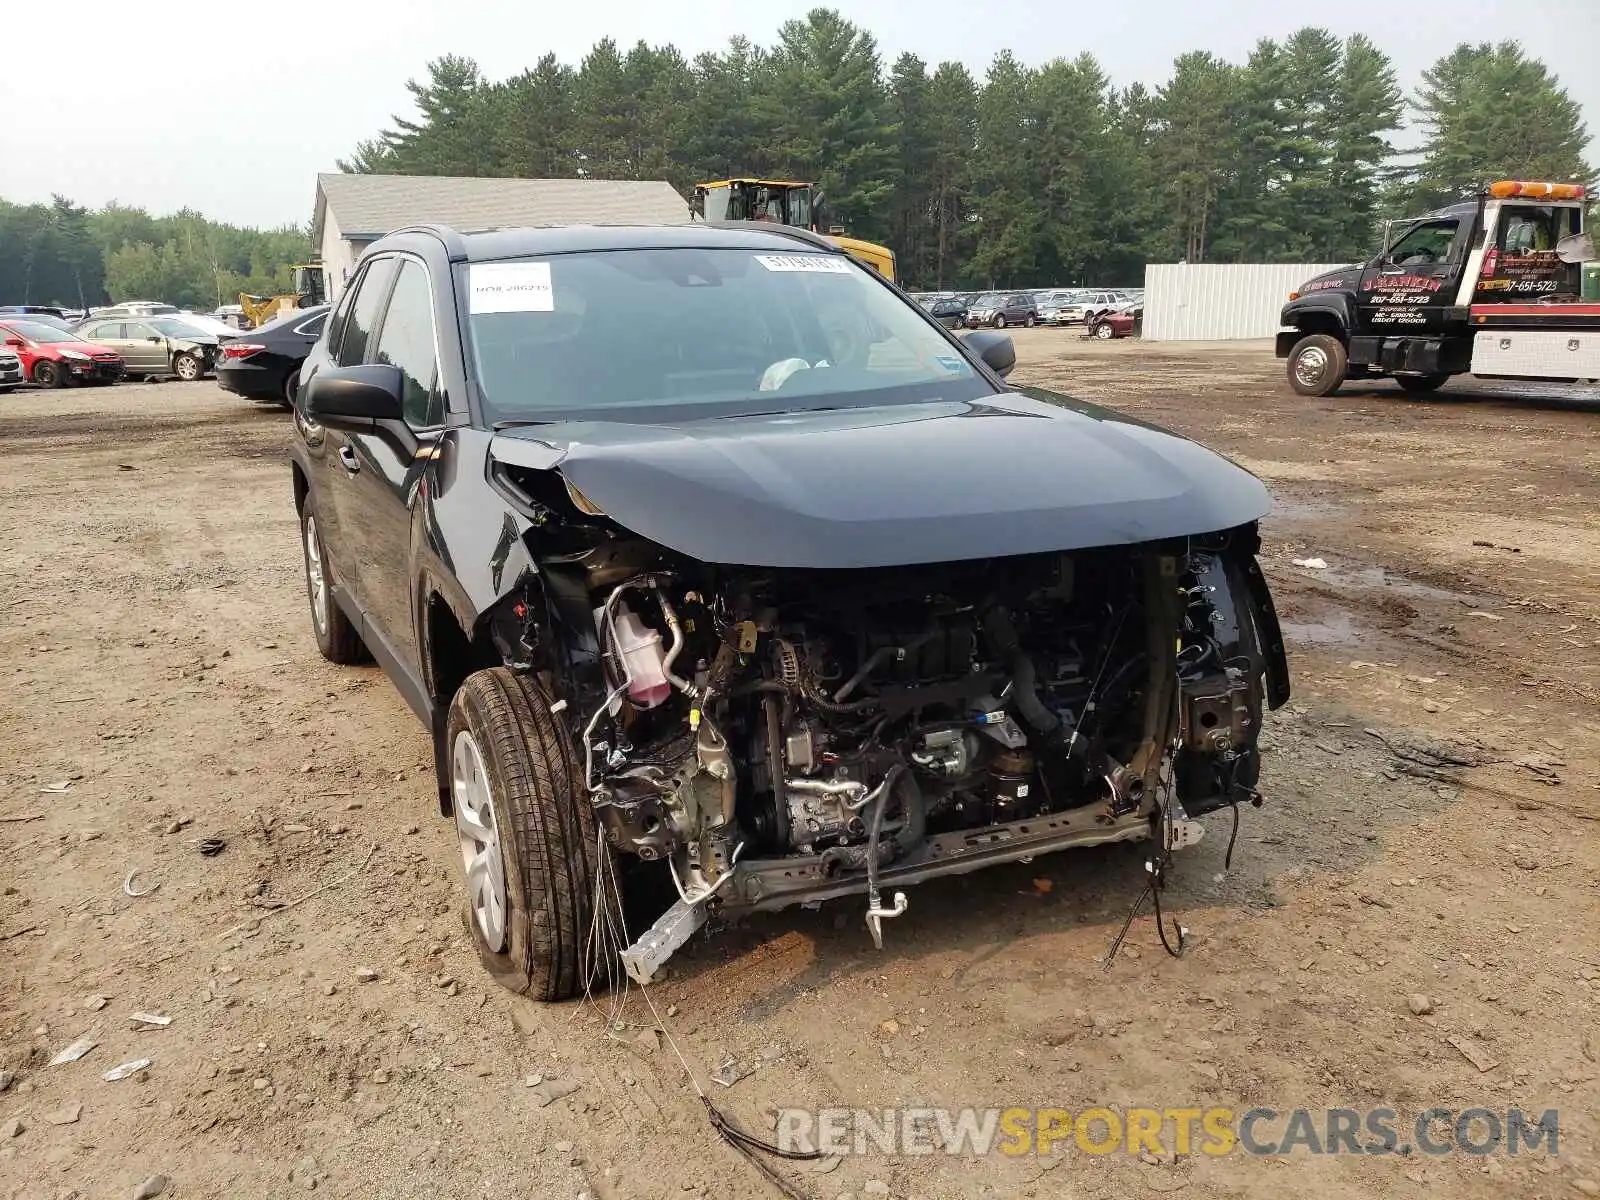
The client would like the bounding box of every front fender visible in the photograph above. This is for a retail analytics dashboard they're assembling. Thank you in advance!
[1280,293,1354,333]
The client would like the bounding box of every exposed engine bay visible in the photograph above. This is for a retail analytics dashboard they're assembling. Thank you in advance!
[490,486,1288,983]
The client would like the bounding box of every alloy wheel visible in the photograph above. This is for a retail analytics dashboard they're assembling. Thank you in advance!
[452,731,509,952]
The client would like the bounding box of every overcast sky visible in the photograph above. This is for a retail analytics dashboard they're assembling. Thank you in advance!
[5,0,1595,229]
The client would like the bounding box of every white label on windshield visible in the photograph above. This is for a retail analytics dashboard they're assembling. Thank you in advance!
[469,262,554,313]
[754,254,852,274]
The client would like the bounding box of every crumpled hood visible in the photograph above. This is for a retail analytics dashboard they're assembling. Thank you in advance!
[489,389,1270,568]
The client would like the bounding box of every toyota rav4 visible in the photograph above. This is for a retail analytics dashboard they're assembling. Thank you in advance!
[290,222,1290,1001]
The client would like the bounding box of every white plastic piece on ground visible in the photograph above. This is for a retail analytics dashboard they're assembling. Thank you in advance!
[1292,557,1329,570]
[620,896,709,985]
[50,1037,97,1066]
[103,1058,152,1081]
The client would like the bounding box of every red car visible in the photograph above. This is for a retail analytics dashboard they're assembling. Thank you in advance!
[0,319,126,387]
[1088,305,1141,340]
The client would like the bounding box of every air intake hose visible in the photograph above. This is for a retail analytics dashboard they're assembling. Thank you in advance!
[982,605,1061,744]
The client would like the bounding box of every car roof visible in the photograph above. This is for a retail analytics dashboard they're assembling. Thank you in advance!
[373,221,849,263]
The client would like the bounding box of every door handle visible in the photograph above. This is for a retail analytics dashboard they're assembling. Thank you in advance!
[338,445,361,474]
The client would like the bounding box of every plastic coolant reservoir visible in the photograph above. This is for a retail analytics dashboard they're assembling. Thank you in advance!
[597,602,671,709]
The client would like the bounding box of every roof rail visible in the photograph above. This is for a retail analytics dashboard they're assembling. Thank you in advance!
[385,224,471,261]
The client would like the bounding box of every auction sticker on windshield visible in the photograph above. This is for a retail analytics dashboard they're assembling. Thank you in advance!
[469,263,554,313]
[755,254,853,274]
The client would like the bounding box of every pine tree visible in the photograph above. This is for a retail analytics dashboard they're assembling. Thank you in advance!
[1404,42,1591,211]
[765,9,895,243]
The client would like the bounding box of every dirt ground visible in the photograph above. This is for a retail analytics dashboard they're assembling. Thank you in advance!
[1,336,1597,1200]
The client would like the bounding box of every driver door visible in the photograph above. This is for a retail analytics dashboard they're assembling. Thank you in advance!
[1357,218,1461,335]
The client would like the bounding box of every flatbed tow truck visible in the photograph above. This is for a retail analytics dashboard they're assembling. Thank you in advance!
[1278,180,1598,395]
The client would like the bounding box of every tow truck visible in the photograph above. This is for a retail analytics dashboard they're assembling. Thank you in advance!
[1278,180,1597,395]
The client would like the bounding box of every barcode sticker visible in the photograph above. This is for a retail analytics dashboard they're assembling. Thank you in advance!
[754,254,853,274]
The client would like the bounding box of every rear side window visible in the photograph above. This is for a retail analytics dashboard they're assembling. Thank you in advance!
[372,259,441,428]
[334,258,397,367]
[294,312,328,338]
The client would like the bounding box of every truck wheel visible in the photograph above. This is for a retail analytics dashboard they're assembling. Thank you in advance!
[1287,333,1347,397]
[1396,374,1448,395]
[446,668,617,1001]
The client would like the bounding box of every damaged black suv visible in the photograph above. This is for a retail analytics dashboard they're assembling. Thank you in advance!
[290,222,1290,1001]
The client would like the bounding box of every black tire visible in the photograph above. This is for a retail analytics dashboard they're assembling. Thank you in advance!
[1093,320,1116,340]
[33,359,63,388]
[1024,314,1036,328]
[446,669,616,1001]
[993,314,1006,329]
[1396,374,1448,395]
[1286,332,1348,397]
[300,504,364,664]
[282,371,300,410]
[173,352,202,382]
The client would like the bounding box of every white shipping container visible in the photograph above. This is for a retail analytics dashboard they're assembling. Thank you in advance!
[1142,263,1347,341]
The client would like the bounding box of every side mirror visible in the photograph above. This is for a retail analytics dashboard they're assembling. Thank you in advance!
[960,329,1016,378]
[147,336,162,343]
[3,337,22,349]
[305,363,405,427]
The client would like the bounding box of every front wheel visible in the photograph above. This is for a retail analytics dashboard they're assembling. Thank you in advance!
[1093,320,1116,340]
[1396,374,1448,395]
[993,314,1006,329]
[1286,333,1348,397]
[1024,314,1036,328]
[282,371,300,410]
[173,352,202,381]
[446,669,617,1001]
[33,360,63,388]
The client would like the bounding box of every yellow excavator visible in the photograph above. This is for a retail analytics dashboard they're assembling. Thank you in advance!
[239,263,327,328]
[691,179,897,282]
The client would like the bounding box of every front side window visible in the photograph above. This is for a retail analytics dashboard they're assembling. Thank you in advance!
[336,257,398,367]
[373,260,441,428]
[126,323,157,340]
[1387,220,1459,267]
[463,247,988,424]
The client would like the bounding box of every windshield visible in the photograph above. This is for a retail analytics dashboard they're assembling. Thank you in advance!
[464,247,986,422]
[3,320,77,344]
[972,293,1007,307]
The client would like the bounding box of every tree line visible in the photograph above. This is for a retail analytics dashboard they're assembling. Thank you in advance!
[0,198,310,311]
[341,12,1592,289]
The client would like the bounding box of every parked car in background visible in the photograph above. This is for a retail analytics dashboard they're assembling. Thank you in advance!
[75,316,218,380]
[0,347,23,392]
[80,302,181,324]
[1079,291,1125,324]
[0,319,125,386]
[0,311,76,333]
[965,292,1037,329]
[172,312,247,340]
[1037,291,1085,326]
[0,304,70,320]
[1088,302,1142,340]
[922,296,969,328]
[217,305,329,406]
